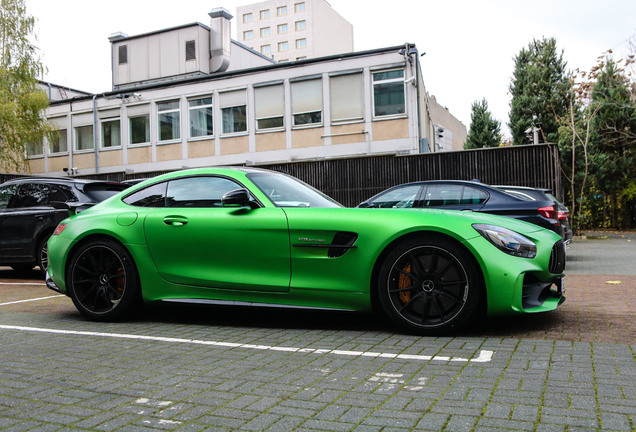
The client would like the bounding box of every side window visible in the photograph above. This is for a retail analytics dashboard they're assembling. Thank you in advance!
[46,185,74,203]
[0,184,18,209]
[460,187,488,205]
[423,184,463,207]
[165,177,243,208]
[12,183,46,207]
[370,185,422,208]
[123,183,167,207]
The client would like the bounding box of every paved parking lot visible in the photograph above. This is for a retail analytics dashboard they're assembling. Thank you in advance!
[0,232,634,431]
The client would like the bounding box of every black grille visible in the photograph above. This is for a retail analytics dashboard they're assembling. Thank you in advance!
[549,240,566,274]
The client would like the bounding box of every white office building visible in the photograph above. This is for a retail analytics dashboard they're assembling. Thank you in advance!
[236,0,353,62]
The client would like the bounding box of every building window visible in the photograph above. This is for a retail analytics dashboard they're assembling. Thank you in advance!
[260,27,271,37]
[260,9,270,19]
[220,90,247,134]
[295,20,306,31]
[255,84,284,130]
[295,2,305,13]
[291,78,322,126]
[243,13,253,23]
[129,115,150,144]
[278,59,289,63]
[51,129,67,153]
[295,38,307,49]
[243,30,254,40]
[188,97,213,138]
[278,41,289,52]
[75,125,94,151]
[277,6,287,16]
[261,44,272,54]
[373,69,406,117]
[296,56,307,61]
[185,40,196,61]
[277,23,288,34]
[118,45,128,64]
[101,119,121,148]
[330,73,364,123]
[157,101,181,141]
[26,141,43,157]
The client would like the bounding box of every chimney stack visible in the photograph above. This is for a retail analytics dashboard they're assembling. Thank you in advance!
[208,8,232,73]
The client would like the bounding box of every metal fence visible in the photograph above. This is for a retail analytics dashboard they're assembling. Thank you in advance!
[1,144,561,207]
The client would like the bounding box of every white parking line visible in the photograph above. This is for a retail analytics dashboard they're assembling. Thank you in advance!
[0,295,65,306]
[0,282,45,286]
[0,324,494,363]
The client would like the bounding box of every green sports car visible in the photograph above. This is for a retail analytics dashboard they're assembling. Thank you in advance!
[46,167,566,334]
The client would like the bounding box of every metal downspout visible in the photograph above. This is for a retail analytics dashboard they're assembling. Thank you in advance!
[93,95,99,173]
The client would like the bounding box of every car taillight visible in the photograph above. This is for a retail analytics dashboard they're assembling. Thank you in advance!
[53,223,67,236]
[538,206,557,220]
[557,211,568,220]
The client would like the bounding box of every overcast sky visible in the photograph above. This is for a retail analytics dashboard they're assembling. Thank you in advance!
[24,0,636,137]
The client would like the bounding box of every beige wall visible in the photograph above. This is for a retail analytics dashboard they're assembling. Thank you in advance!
[372,119,409,142]
[156,144,181,162]
[255,132,286,152]
[128,146,152,165]
[292,128,323,148]
[188,140,215,159]
[220,136,249,155]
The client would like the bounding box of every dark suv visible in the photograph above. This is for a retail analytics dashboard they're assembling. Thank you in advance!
[0,177,128,275]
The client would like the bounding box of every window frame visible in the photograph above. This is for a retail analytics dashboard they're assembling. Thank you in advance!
[129,114,150,146]
[100,118,122,149]
[156,100,181,143]
[372,68,407,118]
[277,23,288,34]
[243,13,253,23]
[278,41,289,52]
[220,90,248,135]
[243,30,254,41]
[295,20,306,31]
[74,124,94,151]
[260,27,271,37]
[50,128,68,154]
[188,96,214,139]
[260,9,270,19]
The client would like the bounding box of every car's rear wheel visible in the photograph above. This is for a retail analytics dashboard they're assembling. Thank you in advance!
[37,234,51,276]
[377,236,481,334]
[67,238,140,321]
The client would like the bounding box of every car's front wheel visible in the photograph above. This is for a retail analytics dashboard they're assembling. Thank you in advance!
[377,236,482,334]
[67,238,140,321]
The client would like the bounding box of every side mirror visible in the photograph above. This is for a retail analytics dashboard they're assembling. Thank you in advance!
[222,188,253,207]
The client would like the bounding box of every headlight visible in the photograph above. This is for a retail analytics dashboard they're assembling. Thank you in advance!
[473,224,536,258]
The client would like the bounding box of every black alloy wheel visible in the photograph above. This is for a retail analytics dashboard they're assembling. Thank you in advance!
[68,239,140,321]
[378,237,481,334]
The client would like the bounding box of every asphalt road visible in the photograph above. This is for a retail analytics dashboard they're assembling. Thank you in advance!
[0,232,634,431]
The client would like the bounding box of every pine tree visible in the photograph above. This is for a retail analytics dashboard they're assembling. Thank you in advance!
[0,0,53,172]
[464,98,501,149]
[509,37,570,145]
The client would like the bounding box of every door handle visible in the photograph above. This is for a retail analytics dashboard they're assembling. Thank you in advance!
[163,216,189,226]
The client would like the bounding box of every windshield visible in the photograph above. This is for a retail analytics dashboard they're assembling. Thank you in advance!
[248,172,342,208]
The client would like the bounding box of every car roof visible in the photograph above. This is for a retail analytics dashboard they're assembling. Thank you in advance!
[1,177,122,186]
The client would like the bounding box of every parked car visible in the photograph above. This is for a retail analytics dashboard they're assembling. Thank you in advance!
[494,185,573,244]
[46,168,566,335]
[358,180,565,239]
[0,177,128,275]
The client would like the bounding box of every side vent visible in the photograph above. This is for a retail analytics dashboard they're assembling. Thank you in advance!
[328,232,358,258]
[118,45,128,65]
[185,40,196,61]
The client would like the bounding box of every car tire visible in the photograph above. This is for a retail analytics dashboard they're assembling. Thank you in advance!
[377,236,481,335]
[67,238,141,321]
[37,234,51,277]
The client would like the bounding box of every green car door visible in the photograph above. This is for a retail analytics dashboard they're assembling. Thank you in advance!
[142,176,291,292]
